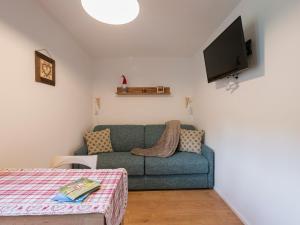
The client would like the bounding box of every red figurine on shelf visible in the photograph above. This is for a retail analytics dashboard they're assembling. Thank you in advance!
[121,75,128,92]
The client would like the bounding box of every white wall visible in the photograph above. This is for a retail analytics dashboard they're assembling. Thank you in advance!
[192,0,300,224]
[92,57,196,125]
[0,0,92,168]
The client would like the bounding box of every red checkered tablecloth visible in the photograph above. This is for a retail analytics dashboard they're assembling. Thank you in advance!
[0,168,128,225]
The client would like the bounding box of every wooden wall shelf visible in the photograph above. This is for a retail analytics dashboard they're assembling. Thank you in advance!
[116,87,171,96]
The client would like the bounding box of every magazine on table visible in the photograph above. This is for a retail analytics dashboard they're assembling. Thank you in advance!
[52,177,100,203]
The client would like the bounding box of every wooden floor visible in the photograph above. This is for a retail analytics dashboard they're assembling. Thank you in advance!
[124,190,243,225]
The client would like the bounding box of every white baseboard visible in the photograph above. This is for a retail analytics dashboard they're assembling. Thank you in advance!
[214,187,250,225]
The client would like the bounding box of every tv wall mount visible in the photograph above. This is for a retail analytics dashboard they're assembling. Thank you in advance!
[227,39,252,80]
[246,39,252,56]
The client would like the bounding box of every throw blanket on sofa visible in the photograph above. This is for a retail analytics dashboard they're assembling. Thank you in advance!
[131,120,180,158]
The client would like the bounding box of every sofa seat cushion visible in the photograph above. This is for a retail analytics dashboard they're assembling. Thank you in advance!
[145,152,208,175]
[97,152,144,176]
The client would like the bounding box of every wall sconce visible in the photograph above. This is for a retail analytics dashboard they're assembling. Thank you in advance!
[185,97,192,115]
[94,97,101,115]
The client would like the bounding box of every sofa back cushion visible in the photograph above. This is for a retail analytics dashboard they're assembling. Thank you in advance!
[85,129,113,155]
[145,124,195,148]
[93,125,145,152]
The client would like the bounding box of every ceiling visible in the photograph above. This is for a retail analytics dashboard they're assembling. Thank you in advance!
[39,0,240,58]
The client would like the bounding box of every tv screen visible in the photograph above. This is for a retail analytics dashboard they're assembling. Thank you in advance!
[203,16,248,83]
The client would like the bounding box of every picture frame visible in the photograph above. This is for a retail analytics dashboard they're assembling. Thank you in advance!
[35,51,55,86]
[156,86,165,94]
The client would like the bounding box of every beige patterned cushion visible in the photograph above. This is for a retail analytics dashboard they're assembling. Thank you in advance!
[179,129,204,154]
[84,129,113,155]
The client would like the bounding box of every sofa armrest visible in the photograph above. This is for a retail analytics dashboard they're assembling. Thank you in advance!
[72,145,89,169]
[74,145,88,156]
[202,144,215,188]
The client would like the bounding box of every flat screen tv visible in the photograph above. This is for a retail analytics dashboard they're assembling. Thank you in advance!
[203,16,248,83]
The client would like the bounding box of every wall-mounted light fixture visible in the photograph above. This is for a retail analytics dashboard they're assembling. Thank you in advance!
[94,97,101,115]
[185,97,192,115]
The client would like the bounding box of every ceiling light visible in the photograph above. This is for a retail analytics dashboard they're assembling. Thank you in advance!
[81,0,140,25]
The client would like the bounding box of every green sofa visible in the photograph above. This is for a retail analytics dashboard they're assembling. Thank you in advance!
[74,124,214,190]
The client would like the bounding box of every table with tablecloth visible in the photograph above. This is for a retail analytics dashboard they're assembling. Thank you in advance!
[0,168,128,225]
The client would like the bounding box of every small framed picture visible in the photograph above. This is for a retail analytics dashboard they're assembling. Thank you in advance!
[35,51,55,86]
[157,86,165,94]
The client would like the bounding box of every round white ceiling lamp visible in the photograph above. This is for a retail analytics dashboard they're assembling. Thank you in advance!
[81,0,140,25]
